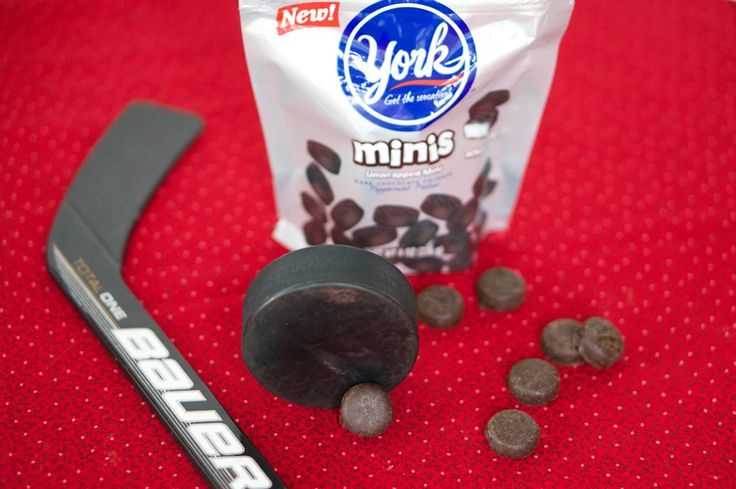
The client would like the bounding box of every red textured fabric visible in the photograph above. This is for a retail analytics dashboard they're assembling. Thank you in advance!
[1,0,735,487]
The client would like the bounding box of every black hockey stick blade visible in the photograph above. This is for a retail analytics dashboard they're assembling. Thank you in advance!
[46,101,285,489]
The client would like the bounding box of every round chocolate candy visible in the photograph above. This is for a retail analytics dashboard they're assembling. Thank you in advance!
[339,383,393,437]
[417,285,464,330]
[507,358,560,406]
[352,225,397,248]
[420,194,462,220]
[476,267,526,311]
[540,319,584,366]
[301,192,326,223]
[447,199,478,232]
[330,199,364,231]
[485,409,540,459]
[575,317,624,369]
[242,245,418,408]
[399,220,438,247]
[306,163,334,205]
[307,140,341,175]
[373,205,419,227]
[303,219,326,245]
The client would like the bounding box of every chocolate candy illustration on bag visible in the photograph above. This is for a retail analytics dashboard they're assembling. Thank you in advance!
[239,0,574,274]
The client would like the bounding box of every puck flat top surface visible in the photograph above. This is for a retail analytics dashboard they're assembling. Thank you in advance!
[242,245,418,408]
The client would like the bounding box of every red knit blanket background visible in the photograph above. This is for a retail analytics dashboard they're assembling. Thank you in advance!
[1,0,735,487]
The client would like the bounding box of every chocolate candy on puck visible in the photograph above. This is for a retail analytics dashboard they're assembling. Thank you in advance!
[507,358,560,406]
[352,225,397,247]
[420,194,462,220]
[402,257,444,273]
[447,199,479,232]
[575,317,624,369]
[434,232,470,254]
[307,163,334,205]
[476,267,526,311]
[301,192,326,223]
[303,219,327,245]
[242,245,418,408]
[307,140,341,175]
[399,220,439,247]
[417,285,464,329]
[541,319,584,366]
[339,383,393,437]
[485,409,540,460]
[331,199,364,230]
[373,205,419,227]
[473,160,491,198]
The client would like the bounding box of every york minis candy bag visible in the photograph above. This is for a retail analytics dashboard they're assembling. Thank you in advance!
[239,0,574,274]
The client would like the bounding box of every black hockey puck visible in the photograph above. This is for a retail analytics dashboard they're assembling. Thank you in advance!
[242,245,418,408]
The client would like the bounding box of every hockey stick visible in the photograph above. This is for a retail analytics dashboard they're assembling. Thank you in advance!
[46,101,285,489]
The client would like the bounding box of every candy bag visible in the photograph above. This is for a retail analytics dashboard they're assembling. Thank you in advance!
[239,0,574,273]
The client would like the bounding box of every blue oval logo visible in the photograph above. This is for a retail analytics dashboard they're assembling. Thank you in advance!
[338,0,477,132]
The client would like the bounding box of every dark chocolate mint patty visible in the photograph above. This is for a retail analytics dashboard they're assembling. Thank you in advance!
[447,199,479,232]
[476,267,526,311]
[507,358,560,406]
[373,205,419,227]
[417,285,464,330]
[575,317,624,369]
[331,199,364,231]
[339,383,393,437]
[485,409,540,459]
[469,90,510,122]
[242,246,418,408]
[307,140,341,175]
[352,225,397,247]
[306,163,334,205]
[540,319,584,366]
[399,220,438,247]
[420,194,462,220]
[301,192,326,223]
[330,228,354,246]
[303,219,326,245]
